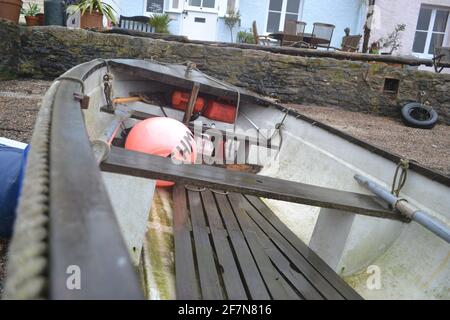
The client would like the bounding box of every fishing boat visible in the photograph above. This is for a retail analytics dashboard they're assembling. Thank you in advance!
[3,59,449,300]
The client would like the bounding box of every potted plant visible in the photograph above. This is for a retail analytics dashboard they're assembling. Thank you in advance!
[237,30,254,44]
[67,0,117,30]
[36,12,44,25]
[148,13,171,34]
[0,0,23,23]
[223,9,241,42]
[375,24,406,55]
[21,2,40,26]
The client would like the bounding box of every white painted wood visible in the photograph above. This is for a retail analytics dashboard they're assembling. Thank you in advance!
[102,172,156,266]
[0,137,28,150]
[309,208,356,272]
[181,10,218,41]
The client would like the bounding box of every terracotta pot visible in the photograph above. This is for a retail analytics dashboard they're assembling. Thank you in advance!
[36,13,44,26]
[0,0,23,23]
[80,11,103,30]
[25,15,40,26]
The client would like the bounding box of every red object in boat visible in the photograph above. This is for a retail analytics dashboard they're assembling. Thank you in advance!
[203,99,237,123]
[125,117,197,187]
[171,91,205,113]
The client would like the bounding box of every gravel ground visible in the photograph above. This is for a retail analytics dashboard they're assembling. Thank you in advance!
[0,79,449,295]
[0,239,8,295]
[288,104,450,176]
[0,79,52,143]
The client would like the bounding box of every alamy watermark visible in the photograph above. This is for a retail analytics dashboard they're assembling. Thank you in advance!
[66,265,81,290]
[170,122,280,166]
[366,265,382,290]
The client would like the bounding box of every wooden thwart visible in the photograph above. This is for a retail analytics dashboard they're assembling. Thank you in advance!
[101,146,402,220]
[171,186,363,300]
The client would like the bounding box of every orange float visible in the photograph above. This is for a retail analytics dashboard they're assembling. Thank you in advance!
[125,117,197,187]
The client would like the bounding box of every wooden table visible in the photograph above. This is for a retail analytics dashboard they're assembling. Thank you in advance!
[269,32,330,47]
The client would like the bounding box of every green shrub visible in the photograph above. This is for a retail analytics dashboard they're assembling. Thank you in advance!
[149,13,171,34]
[237,30,254,44]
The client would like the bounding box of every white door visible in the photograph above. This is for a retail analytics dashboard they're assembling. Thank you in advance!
[181,0,218,41]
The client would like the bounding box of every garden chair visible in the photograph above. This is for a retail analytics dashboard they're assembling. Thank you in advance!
[310,22,335,50]
[252,21,271,46]
[433,47,450,73]
[283,20,309,47]
[339,35,362,52]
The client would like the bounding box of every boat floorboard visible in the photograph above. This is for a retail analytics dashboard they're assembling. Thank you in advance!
[172,185,363,300]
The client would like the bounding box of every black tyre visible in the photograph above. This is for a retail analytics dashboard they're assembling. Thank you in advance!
[401,103,438,129]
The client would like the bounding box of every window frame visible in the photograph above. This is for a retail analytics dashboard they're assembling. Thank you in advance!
[144,0,166,14]
[265,0,303,34]
[186,0,220,13]
[412,5,450,58]
[144,0,183,14]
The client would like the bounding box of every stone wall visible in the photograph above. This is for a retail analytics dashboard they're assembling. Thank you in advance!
[1,19,450,124]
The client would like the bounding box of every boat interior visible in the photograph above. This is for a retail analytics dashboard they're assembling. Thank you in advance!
[4,59,449,300]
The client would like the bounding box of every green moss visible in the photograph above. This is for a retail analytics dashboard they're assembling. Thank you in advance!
[150,191,171,227]
[146,227,174,300]
[0,68,18,80]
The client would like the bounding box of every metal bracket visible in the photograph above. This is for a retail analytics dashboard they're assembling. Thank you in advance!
[74,93,90,110]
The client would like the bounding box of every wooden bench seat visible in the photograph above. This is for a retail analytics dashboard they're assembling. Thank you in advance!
[173,185,363,300]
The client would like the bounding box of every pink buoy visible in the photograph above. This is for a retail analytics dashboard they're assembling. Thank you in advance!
[125,117,197,187]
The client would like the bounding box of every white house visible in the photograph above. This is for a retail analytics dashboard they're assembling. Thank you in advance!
[115,0,367,48]
[368,0,450,58]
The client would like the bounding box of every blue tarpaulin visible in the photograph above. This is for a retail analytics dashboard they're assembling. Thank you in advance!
[0,144,28,239]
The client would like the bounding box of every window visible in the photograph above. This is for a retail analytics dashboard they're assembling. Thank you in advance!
[146,0,164,13]
[146,0,180,13]
[267,0,301,33]
[412,6,449,56]
[189,0,216,9]
[227,0,236,12]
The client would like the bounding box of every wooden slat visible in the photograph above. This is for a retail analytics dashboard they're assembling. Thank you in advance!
[226,194,300,300]
[214,193,271,300]
[245,195,363,300]
[187,190,224,300]
[239,201,321,300]
[101,146,400,220]
[200,190,248,299]
[173,185,201,300]
[239,194,345,300]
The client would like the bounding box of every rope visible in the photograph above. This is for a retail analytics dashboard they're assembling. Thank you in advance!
[269,110,288,159]
[103,73,114,108]
[209,189,229,195]
[185,185,206,192]
[391,159,409,197]
[2,83,58,300]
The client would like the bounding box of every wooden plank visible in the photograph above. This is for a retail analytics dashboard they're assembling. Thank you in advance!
[226,194,299,300]
[214,193,271,300]
[239,195,345,300]
[200,190,248,299]
[245,195,363,300]
[238,199,322,300]
[101,146,401,220]
[172,185,201,300]
[187,190,224,300]
[183,83,200,125]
